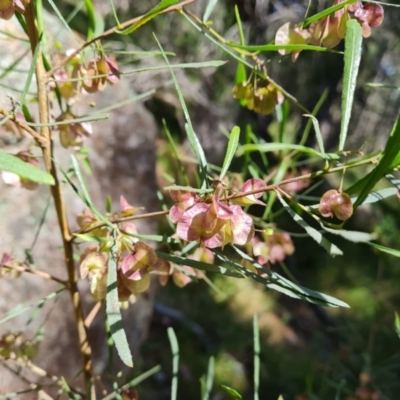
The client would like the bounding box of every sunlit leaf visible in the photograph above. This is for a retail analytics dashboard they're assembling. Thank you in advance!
[117,0,179,35]
[220,126,240,180]
[106,230,133,367]
[156,250,243,277]
[168,327,179,400]
[353,114,400,207]
[238,143,339,160]
[339,19,362,151]
[83,0,96,40]
[218,247,349,308]
[230,43,336,53]
[202,356,215,400]
[303,0,356,28]
[203,0,218,22]
[163,185,213,194]
[0,288,64,325]
[303,114,325,155]
[321,224,377,243]
[358,187,398,205]
[366,242,400,258]
[0,150,54,185]
[154,34,208,188]
[220,385,242,400]
[47,0,81,43]
[70,155,113,228]
[395,312,400,340]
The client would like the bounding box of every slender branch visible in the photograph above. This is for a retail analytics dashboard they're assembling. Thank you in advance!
[84,301,102,328]
[0,108,48,147]
[45,0,197,79]
[72,156,376,238]
[0,356,85,397]
[0,263,68,287]
[74,210,169,237]
[23,0,92,385]
[227,156,377,201]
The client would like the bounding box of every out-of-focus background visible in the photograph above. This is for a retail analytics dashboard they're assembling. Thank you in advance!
[1,0,400,399]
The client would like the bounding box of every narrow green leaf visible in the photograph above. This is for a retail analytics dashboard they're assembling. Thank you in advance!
[94,12,105,37]
[164,185,213,194]
[395,312,400,340]
[234,5,245,46]
[220,386,242,400]
[303,114,325,155]
[385,173,400,189]
[83,0,96,40]
[106,230,133,367]
[168,327,179,400]
[163,120,190,186]
[230,43,337,53]
[299,89,328,147]
[106,195,112,213]
[122,60,227,75]
[154,34,208,187]
[15,11,29,36]
[156,250,243,278]
[353,115,400,207]
[70,155,113,228]
[117,0,179,35]
[339,19,362,151]
[25,113,109,127]
[253,315,260,400]
[366,83,400,90]
[276,192,343,256]
[357,187,398,205]
[0,49,29,81]
[101,365,162,400]
[303,0,357,28]
[321,224,377,243]
[203,0,218,22]
[202,356,215,400]
[220,126,240,180]
[73,233,108,243]
[108,0,121,28]
[0,288,64,325]
[221,247,349,307]
[366,242,400,258]
[0,150,54,185]
[235,62,247,85]
[47,0,81,43]
[17,32,42,112]
[122,232,181,244]
[238,143,339,160]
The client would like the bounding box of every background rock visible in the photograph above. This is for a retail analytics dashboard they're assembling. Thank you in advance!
[0,10,158,397]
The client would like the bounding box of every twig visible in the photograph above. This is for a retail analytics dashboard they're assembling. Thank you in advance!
[226,156,377,201]
[84,301,102,328]
[0,263,68,287]
[45,0,197,79]
[0,356,85,397]
[0,108,49,147]
[74,210,169,237]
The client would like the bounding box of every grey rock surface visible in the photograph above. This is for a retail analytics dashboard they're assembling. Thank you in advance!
[0,10,158,397]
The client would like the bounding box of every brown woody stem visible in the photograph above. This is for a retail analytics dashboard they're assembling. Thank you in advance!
[0,263,68,286]
[23,0,92,386]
